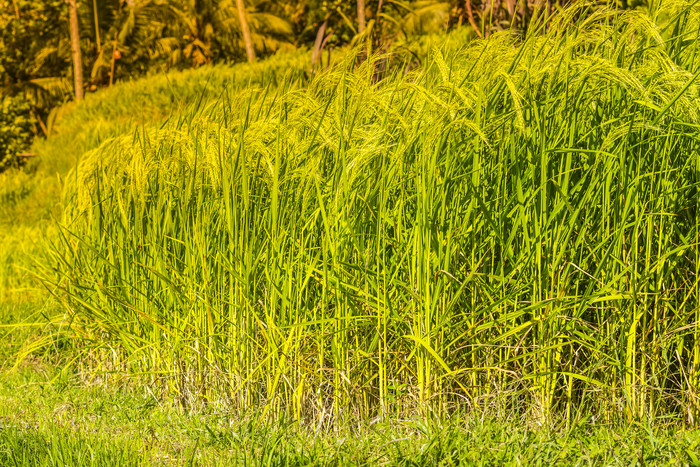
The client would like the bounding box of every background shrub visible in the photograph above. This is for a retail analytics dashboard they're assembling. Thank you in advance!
[0,96,34,172]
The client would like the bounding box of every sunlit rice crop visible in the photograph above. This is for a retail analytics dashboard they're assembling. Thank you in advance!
[46,2,700,427]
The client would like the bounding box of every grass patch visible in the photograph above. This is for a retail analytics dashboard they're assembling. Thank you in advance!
[2,362,700,466]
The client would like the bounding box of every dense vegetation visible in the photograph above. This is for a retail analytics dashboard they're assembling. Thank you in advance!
[27,0,699,431]
[4,0,700,463]
[1,0,635,171]
[0,96,33,171]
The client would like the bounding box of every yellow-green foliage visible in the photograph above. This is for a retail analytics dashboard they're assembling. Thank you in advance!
[0,224,52,303]
[33,49,311,177]
[0,167,58,302]
[48,3,700,426]
[0,48,311,302]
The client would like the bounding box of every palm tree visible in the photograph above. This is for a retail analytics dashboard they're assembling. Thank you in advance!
[165,0,291,66]
[398,1,450,36]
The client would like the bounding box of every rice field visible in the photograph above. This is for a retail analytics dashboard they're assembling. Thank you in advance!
[26,0,700,434]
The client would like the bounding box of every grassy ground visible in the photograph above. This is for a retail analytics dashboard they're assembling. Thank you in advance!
[2,305,699,465]
[2,372,699,464]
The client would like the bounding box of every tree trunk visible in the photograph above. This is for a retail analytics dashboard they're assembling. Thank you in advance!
[67,0,84,100]
[311,20,327,69]
[373,0,385,50]
[357,0,366,34]
[235,0,256,63]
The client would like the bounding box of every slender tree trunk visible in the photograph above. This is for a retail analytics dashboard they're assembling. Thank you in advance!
[357,0,366,34]
[320,33,333,69]
[505,0,516,17]
[67,0,84,100]
[505,0,517,28]
[235,0,256,63]
[311,20,327,69]
[484,0,495,37]
[372,0,385,51]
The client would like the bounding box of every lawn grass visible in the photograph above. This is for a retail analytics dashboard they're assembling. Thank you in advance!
[2,357,700,466]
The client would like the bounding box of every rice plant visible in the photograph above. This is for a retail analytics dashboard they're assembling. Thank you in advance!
[44,1,700,427]
[31,48,311,177]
